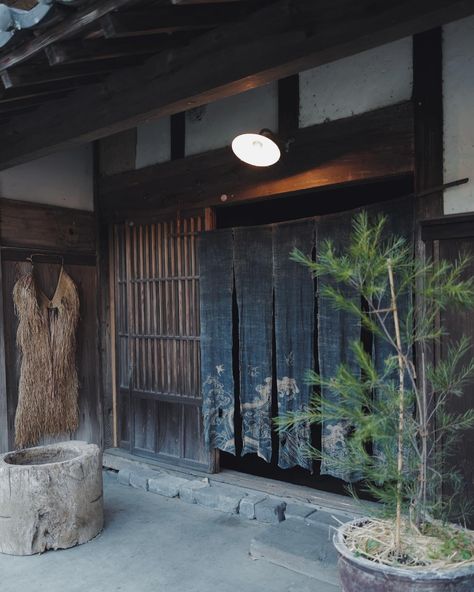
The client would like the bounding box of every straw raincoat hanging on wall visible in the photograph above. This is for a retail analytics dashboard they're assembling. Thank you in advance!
[13,265,80,448]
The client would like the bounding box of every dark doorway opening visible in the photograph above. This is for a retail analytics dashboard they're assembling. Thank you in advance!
[216,174,414,497]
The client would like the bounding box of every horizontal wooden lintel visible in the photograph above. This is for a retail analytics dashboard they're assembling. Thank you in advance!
[100,101,415,220]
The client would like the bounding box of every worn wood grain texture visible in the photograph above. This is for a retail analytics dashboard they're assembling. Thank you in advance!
[101,224,118,448]
[1,259,102,451]
[414,28,443,221]
[0,199,100,452]
[99,128,137,177]
[101,4,250,37]
[1,0,472,169]
[413,29,444,485]
[438,236,474,528]
[114,211,212,469]
[100,102,415,220]
[0,199,96,254]
[278,74,299,137]
[0,0,138,71]
[0,259,9,452]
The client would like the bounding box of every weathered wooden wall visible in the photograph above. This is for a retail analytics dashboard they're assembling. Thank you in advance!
[422,216,474,526]
[0,198,101,452]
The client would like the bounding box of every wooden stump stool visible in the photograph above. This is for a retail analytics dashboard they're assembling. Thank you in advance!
[0,441,103,555]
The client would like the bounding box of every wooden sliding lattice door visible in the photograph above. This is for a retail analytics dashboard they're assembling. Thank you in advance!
[113,212,216,470]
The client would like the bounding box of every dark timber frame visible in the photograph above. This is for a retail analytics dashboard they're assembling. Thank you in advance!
[99,102,415,220]
[0,0,471,489]
[0,0,473,169]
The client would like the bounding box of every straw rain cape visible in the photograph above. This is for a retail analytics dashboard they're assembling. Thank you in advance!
[13,267,80,448]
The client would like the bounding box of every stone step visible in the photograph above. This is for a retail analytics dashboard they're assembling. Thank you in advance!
[250,517,341,588]
[117,466,355,534]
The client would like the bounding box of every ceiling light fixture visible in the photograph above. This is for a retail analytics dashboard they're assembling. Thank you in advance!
[231,129,281,167]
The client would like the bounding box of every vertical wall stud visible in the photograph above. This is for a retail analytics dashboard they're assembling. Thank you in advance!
[413,28,443,220]
[278,74,300,139]
[0,255,9,452]
[171,112,186,161]
[413,28,443,501]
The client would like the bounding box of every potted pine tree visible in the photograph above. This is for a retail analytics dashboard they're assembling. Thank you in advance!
[277,212,474,591]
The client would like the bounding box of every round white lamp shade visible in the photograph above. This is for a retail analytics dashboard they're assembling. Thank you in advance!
[231,131,281,167]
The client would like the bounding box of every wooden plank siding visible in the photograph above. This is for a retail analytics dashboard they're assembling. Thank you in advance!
[0,199,100,452]
[421,217,474,527]
[0,198,96,254]
[114,211,212,469]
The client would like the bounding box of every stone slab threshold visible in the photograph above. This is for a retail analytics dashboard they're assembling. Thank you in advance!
[250,517,341,588]
[103,448,371,587]
[103,447,372,516]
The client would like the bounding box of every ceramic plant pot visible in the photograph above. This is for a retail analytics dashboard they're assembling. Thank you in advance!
[333,519,474,592]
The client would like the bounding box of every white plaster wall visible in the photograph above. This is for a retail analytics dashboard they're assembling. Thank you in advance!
[135,117,171,169]
[443,16,474,215]
[0,145,94,211]
[299,38,413,127]
[185,83,278,156]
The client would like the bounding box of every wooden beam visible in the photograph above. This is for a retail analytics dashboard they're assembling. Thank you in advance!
[414,28,444,219]
[0,76,101,103]
[101,4,247,38]
[0,198,96,254]
[45,37,177,66]
[1,0,473,169]
[170,112,186,160]
[0,0,140,71]
[1,57,144,89]
[421,214,474,242]
[172,0,247,4]
[99,102,414,220]
[278,74,299,136]
[0,256,9,452]
[0,91,70,114]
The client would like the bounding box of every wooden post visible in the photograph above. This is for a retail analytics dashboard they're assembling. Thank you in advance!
[413,28,444,513]
[203,207,220,473]
[108,226,119,447]
[278,74,299,138]
[0,252,9,452]
[171,112,186,161]
[414,28,443,220]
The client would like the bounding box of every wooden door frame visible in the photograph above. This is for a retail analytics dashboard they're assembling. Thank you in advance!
[108,207,219,472]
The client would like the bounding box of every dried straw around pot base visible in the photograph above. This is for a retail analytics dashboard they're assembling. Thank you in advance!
[343,518,474,571]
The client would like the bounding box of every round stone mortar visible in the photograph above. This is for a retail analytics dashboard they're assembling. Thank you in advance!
[0,440,103,555]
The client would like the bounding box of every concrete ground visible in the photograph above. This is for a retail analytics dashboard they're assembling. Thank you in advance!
[0,471,339,592]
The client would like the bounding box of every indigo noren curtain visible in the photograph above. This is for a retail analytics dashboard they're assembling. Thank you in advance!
[317,212,362,482]
[199,198,414,479]
[273,220,315,470]
[199,228,236,455]
[234,226,274,462]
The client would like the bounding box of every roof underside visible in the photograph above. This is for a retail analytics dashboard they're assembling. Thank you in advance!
[0,0,264,125]
[0,0,472,171]
[0,0,84,49]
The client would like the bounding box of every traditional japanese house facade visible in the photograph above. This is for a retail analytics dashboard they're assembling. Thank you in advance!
[0,0,473,511]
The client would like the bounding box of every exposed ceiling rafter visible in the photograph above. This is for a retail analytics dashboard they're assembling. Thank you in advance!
[0,0,142,71]
[0,0,473,169]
